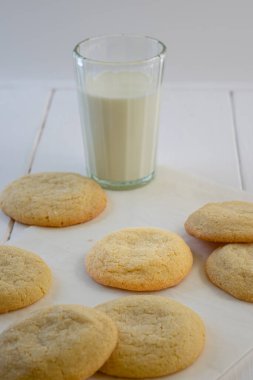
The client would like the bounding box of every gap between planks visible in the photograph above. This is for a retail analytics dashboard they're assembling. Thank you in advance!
[26,89,55,174]
[2,89,55,243]
[229,91,245,191]
[217,346,253,380]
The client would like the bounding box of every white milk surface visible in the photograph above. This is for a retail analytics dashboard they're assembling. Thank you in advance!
[81,72,160,182]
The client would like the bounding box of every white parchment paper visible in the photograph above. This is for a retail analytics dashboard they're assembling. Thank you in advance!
[1,167,253,380]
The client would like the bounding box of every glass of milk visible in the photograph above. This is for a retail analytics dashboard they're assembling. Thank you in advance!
[73,35,166,189]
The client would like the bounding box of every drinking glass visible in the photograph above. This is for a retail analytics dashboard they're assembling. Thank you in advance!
[73,34,166,190]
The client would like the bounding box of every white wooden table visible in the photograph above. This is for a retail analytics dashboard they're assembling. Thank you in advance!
[0,83,252,379]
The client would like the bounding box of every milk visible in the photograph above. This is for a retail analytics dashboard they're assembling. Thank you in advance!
[80,71,161,183]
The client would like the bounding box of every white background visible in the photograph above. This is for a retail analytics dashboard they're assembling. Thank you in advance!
[1,0,253,84]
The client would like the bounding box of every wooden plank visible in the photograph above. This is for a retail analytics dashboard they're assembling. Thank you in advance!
[232,91,253,192]
[159,89,242,189]
[0,88,51,242]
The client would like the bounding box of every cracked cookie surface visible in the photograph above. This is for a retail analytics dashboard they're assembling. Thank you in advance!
[185,201,253,242]
[86,227,193,291]
[0,245,52,313]
[206,243,253,302]
[0,172,106,227]
[96,295,205,378]
[0,304,118,380]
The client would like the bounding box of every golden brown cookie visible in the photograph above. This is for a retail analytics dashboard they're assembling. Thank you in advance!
[185,201,253,242]
[85,227,193,291]
[0,304,118,380]
[206,243,253,302]
[0,172,106,227]
[96,295,205,378]
[0,245,52,313]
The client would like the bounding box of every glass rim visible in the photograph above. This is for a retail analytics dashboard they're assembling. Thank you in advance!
[73,34,166,65]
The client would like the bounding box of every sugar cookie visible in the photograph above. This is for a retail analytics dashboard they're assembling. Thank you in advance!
[96,295,205,378]
[0,172,106,227]
[0,304,118,380]
[185,201,253,242]
[206,243,253,302]
[86,227,193,291]
[0,245,52,313]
